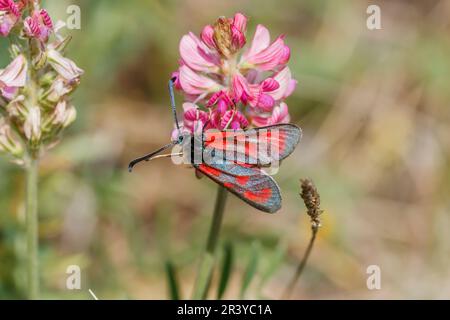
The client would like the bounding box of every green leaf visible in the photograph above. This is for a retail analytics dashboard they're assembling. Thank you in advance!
[217,242,234,299]
[165,260,180,300]
[240,241,260,299]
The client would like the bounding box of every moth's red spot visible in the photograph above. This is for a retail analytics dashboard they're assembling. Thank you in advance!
[244,188,272,202]
[223,182,233,188]
[236,176,250,186]
[200,164,221,177]
[205,135,216,145]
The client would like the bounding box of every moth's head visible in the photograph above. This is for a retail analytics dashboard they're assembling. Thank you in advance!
[175,132,191,146]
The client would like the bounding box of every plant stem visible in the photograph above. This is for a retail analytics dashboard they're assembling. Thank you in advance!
[26,158,39,300]
[192,186,228,299]
[282,225,319,299]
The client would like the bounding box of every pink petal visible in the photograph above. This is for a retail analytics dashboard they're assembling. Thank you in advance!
[0,55,27,88]
[220,110,248,130]
[261,78,279,92]
[271,102,290,124]
[1,86,17,100]
[47,50,84,81]
[40,9,53,29]
[182,102,209,133]
[24,16,40,37]
[243,25,271,61]
[232,73,251,102]
[233,13,247,33]
[252,102,290,127]
[179,33,219,73]
[257,94,275,111]
[201,25,215,49]
[171,71,182,90]
[0,0,20,17]
[231,25,246,49]
[268,67,293,100]
[284,79,297,98]
[178,65,221,95]
[243,36,287,71]
[279,45,291,65]
[0,13,17,36]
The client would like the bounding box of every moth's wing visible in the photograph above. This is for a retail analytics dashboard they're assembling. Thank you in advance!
[203,124,301,165]
[195,163,281,213]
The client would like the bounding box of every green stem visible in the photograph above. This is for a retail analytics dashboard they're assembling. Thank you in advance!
[26,158,39,300]
[192,186,228,299]
[282,225,318,299]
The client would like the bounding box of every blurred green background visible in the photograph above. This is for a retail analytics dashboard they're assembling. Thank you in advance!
[1,0,450,299]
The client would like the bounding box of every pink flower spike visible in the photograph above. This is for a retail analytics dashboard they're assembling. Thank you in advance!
[0,55,27,88]
[179,33,220,73]
[179,65,221,96]
[201,25,215,49]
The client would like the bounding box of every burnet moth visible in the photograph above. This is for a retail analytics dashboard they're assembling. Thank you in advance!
[128,78,302,213]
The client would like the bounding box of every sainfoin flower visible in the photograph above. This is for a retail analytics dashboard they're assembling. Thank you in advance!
[0,2,83,159]
[24,9,53,42]
[0,54,27,99]
[0,0,21,37]
[172,12,297,136]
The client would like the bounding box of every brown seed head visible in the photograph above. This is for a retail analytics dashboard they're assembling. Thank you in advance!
[300,178,322,229]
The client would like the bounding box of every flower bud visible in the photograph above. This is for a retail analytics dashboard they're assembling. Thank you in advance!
[0,118,23,157]
[53,100,76,128]
[43,76,73,103]
[24,105,41,143]
[5,94,26,117]
[47,49,84,82]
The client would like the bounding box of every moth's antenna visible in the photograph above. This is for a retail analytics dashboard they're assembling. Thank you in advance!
[128,141,177,172]
[169,77,180,131]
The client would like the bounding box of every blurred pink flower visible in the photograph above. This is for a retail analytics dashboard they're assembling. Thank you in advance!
[172,12,296,136]
[0,54,27,100]
[24,9,53,42]
[0,0,20,37]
